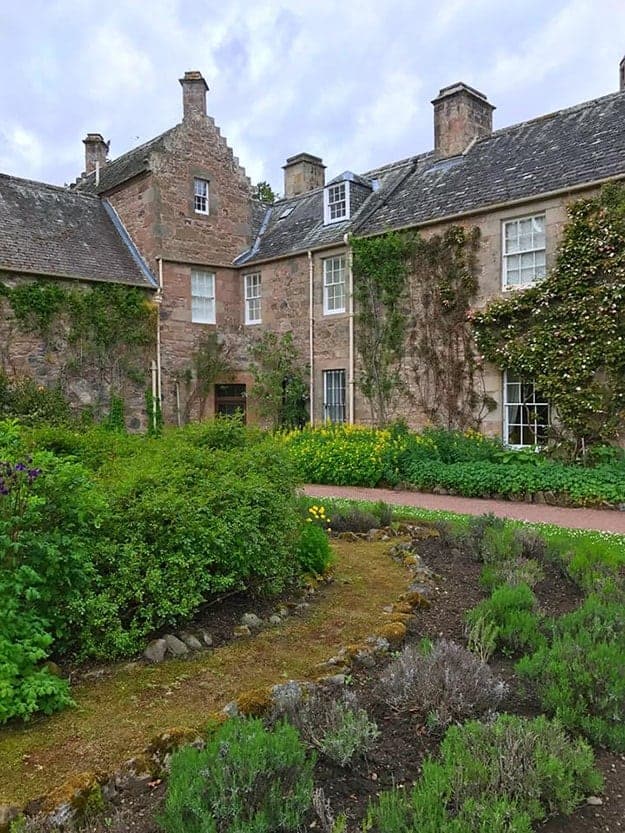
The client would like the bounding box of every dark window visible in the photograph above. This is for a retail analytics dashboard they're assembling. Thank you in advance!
[215,384,246,422]
[323,369,346,424]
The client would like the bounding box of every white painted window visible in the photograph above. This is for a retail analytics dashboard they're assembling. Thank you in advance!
[191,270,215,324]
[323,369,346,424]
[324,182,350,224]
[244,273,262,324]
[323,256,346,314]
[194,178,209,214]
[503,215,546,288]
[503,372,550,447]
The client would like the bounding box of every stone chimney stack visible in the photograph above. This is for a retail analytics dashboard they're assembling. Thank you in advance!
[180,70,208,120]
[620,56,625,91]
[83,133,109,175]
[283,153,326,198]
[432,83,495,158]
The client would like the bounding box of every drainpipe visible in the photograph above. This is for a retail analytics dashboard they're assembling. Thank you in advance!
[344,233,354,424]
[155,257,164,413]
[308,250,315,425]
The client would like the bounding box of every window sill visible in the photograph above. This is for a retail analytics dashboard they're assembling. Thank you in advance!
[323,308,347,317]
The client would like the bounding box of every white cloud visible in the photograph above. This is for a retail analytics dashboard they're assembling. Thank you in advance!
[0,125,45,178]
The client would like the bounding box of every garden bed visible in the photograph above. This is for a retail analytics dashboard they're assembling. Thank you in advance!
[16,520,625,833]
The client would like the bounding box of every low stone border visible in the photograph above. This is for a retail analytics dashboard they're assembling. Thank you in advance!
[0,524,437,832]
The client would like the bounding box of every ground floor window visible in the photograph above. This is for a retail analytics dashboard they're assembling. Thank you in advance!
[323,369,346,424]
[503,373,549,446]
[215,384,246,422]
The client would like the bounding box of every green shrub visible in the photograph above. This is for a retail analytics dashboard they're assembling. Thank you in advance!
[365,714,602,832]
[0,373,73,427]
[81,435,302,658]
[0,452,100,721]
[517,595,625,751]
[295,522,333,576]
[161,717,314,833]
[466,584,544,655]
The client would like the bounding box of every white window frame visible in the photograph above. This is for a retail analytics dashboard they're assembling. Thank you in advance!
[323,369,346,424]
[324,182,350,224]
[502,214,546,289]
[194,177,210,215]
[191,269,215,324]
[244,272,262,325]
[503,372,550,448]
[323,256,346,315]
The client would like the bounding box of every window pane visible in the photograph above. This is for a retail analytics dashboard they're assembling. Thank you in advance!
[324,370,346,423]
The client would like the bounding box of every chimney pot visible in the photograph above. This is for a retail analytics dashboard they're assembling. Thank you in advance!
[620,56,625,92]
[432,82,495,158]
[83,133,109,176]
[282,153,325,198]
[180,70,209,120]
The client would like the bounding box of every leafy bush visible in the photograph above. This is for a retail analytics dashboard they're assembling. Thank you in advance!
[365,714,602,832]
[1,420,312,720]
[466,584,545,655]
[295,522,334,576]
[378,640,507,727]
[517,595,625,751]
[0,451,102,722]
[81,433,303,658]
[0,373,73,426]
[161,717,314,833]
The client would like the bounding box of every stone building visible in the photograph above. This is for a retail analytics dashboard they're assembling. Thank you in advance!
[0,174,156,425]
[4,62,625,442]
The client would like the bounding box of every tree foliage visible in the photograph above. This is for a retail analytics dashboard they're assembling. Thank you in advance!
[474,183,625,449]
[255,181,277,204]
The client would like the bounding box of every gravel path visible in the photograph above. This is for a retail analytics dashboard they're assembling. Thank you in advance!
[303,484,625,534]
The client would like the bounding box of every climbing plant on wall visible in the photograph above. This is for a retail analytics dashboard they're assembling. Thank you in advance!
[473,182,625,450]
[352,232,410,426]
[352,226,493,429]
[180,332,234,422]
[0,279,156,417]
[249,331,308,430]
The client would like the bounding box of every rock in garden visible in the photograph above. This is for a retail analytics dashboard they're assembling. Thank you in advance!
[241,612,263,629]
[201,630,213,647]
[144,638,167,663]
[222,700,240,717]
[586,796,603,806]
[269,614,283,625]
[278,606,289,618]
[323,674,347,686]
[164,634,189,657]
[179,632,203,651]
[233,625,251,638]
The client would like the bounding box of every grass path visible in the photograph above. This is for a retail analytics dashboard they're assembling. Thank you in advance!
[0,540,408,806]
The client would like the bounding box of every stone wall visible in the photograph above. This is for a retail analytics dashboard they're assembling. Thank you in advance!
[0,272,153,429]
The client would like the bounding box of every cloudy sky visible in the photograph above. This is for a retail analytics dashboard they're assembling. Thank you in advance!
[1,0,624,193]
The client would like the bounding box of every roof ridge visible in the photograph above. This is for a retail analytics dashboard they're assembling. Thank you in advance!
[0,171,100,200]
[487,89,625,142]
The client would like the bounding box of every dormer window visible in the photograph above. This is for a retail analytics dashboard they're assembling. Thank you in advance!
[324,182,350,224]
[194,177,209,214]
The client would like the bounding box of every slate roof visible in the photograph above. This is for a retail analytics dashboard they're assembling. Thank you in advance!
[74,128,176,195]
[0,174,156,287]
[238,89,625,265]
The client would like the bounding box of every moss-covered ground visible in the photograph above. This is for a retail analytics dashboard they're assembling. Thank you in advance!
[0,539,407,806]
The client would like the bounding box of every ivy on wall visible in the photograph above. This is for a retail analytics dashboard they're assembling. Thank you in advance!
[249,331,308,430]
[352,232,409,426]
[352,227,493,429]
[473,183,625,449]
[0,279,156,415]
